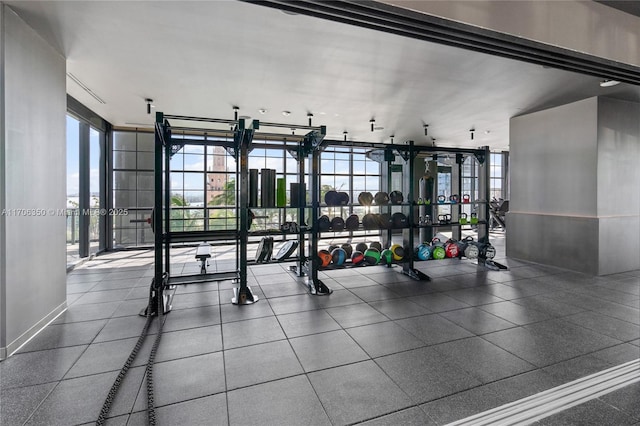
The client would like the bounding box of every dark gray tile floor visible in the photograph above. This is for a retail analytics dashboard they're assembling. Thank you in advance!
[1,242,639,425]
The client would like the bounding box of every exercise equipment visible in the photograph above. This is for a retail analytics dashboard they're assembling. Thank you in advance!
[256,237,274,263]
[470,212,478,225]
[489,198,509,231]
[462,194,471,203]
[330,216,345,232]
[480,243,496,259]
[337,192,350,205]
[276,178,286,207]
[358,191,373,206]
[324,190,339,206]
[274,240,298,261]
[331,247,347,265]
[430,238,446,260]
[318,215,331,232]
[290,182,305,207]
[345,214,359,230]
[415,244,431,261]
[392,212,408,228]
[341,243,353,258]
[327,244,338,252]
[390,244,405,261]
[380,249,393,265]
[444,239,460,258]
[389,190,404,204]
[280,221,300,233]
[459,213,468,225]
[374,191,390,205]
[458,236,479,259]
[249,169,259,206]
[437,194,446,204]
[364,248,381,265]
[260,169,276,207]
[438,214,451,225]
[351,251,365,265]
[317,249,332,267]
[196,243,212,274]
[355,242,368,253]
[449,194,459,203]
[379,213,392,229]
[362,213,378,230]
[369,241,382,252]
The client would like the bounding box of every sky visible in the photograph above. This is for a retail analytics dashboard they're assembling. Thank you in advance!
[67,115,100,199]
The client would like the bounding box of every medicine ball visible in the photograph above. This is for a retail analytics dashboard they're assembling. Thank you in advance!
[355,242,368,253]
[390,244,405,261]
[389,190,404,205]
[337,192,350,205]
[330,216,345,232]
[317,215,331,232]
[379,213,392,229]
[380,249,393,265]
[362,213,378,230]
[345,214,359,230]
[374,191,390,205]
[351,250,365,265]
[358,191,373,206]
[324,190,339,206]
[331,247,347,266]
[369,241,382,252]
[481,243,496,259]
[327,244,338,252]
[364,248,381,265]
[317,249,332,267]
[415,244,431,261]
[391,212,408,228]
[341,243,353,258]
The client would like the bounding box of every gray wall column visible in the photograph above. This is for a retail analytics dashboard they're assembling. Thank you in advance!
[508,96,640,275]
[0,4,66,359]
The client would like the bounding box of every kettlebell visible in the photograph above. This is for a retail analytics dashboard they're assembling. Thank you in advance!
[449,194,459,204]
[470,212,478,225]
[438,214,448,224]
[459,213,468,225]
[437,195,446,204]
[462,194,471,203]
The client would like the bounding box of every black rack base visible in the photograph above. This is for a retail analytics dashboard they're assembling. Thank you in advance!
[400,267,431,281]
[307,279,333,296]
[232,285,259,305]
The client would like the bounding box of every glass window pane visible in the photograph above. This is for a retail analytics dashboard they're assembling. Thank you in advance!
[137,133,154,152]
[137,152,154,170]
[113,132,136,151]
[114,151,136,169]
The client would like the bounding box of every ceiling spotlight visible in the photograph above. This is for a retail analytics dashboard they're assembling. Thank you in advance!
[343,131,348,142]
[600,79,620,87]
[424,124,429,136]
[307,113,313,126]
[233,106,240,120]
[470,128,475,140]
[282,111,291,116]
[145,98,153,114]
[258,109,267,114]
[370,119,375,132]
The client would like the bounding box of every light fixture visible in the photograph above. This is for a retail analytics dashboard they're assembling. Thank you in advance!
[145,98,153,114]
[343,131,348,142]
[600,79,620,88]
[282,110,291,116]
[470,128,475,140]
[233,106,239,120]
[370,119,375,132]
[424,124,429,136]
[307,113,313,126]
[258,108,267,114]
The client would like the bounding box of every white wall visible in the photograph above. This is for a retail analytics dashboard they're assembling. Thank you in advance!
[0,4,66,359]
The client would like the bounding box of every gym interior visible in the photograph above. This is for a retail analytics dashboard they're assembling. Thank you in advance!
[1,1,639,425]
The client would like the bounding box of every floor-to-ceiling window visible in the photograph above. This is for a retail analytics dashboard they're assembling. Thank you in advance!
[66,97,108,267]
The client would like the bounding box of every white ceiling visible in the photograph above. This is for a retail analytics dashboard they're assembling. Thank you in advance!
[7,0,640,150]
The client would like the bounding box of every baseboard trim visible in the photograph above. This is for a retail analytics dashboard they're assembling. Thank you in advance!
[1,300,67,360]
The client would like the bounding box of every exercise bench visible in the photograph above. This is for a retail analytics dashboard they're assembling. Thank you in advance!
[196,243,212,274]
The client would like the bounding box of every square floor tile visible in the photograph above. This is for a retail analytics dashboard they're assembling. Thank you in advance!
[20,319,108,352]
[260,281,309,298]
[358,406,437,426]
[479,300,552,325]
[0,382,56,426]
[379,281,435,297]
[432,337,536,383]
[563,311,640,342]
[133,353,225,411]
[333,274,382,289]
[94,315,158,343]
[346,321,425,358]
[440,307,517,335]
[220,300,274,323]
[308,360,412,425]
[155,325,223,362]
[369,298,431,320]
[375,347,481,404]
[444,288,506,306]
[1,346,86,389]
[27,367,145,425]
[511,295,585,317]
[395,314,474,345]
[161,304,221,332]
[314,289,365,309]
[289,330,369,372]
[228,375,330,426]
[536,398,637,425]
[591,343,640,365]
[128,394,228,426]
[53,302,120,324]
[224,340,303,389]
[171,290,220,310]
[73,289,133,305]
[541,354,616,384]
[267,294,322,315]
[599,381,640,421]
[325,303,389,328]
[65,337,150,378]
[277,310,342,338]
[348,285,403,302]
[410,293,470,312]
[484,319,622,367]
[221,316,285,349]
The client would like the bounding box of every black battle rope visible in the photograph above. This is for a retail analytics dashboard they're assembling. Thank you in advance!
[145,279,166,426]
[96,276,166,426]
